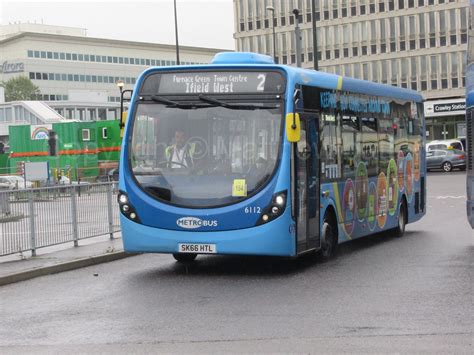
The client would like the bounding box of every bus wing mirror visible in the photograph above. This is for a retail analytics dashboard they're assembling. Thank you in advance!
[286,113,300,142]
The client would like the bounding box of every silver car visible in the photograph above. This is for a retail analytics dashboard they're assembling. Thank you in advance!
[426,149,466,172]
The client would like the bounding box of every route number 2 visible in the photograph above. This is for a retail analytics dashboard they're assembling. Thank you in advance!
[257,74,266,91]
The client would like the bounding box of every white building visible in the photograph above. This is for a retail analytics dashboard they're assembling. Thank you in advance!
[0,23,225,123]
[233,0,468,141]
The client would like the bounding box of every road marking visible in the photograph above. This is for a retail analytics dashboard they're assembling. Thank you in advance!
[429,195,466,200]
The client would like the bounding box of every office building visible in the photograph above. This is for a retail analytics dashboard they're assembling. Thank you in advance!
[233,0,468,141]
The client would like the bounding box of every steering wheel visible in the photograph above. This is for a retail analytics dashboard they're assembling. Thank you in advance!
[156,161,188,168]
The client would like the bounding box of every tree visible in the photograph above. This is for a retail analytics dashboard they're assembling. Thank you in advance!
[0,76,40,101]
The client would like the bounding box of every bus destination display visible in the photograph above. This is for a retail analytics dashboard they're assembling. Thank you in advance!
[151,71,284,95]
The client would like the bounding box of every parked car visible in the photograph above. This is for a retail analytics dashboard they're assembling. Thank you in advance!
[0,175,34,189]
[426,149,466,172]
[97,168,119,182]
[426,139,464,152]
[58,175,91,186]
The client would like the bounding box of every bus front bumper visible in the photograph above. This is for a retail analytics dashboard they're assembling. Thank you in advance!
[120,211,296,257]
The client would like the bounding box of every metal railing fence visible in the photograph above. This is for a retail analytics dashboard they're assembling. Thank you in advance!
[0,182,120,257]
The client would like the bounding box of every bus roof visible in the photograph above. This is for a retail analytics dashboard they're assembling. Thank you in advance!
[210,52,423,103]
[139,52,424,103]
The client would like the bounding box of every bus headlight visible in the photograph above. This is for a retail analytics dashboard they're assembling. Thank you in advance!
[256,190,287,226]
[118,193,128,204]
[118,191,141,223]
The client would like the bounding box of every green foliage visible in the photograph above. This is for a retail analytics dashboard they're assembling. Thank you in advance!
[0,76,40,101]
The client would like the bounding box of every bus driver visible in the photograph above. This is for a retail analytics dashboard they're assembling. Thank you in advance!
[165,129,195,168]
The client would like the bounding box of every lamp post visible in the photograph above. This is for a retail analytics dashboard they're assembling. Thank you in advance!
[116,79,124,121]
[293,9,302,68]
[174,0,180,65]
[311,0,319,70]
[266,6,277,62]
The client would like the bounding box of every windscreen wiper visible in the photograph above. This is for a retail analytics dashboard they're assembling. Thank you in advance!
[198,95,279,110]
[150,95,180,106]
[147,95,208,109]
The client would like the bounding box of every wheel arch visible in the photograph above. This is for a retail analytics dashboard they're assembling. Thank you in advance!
[322,204,338,243]
[400,193,408,223]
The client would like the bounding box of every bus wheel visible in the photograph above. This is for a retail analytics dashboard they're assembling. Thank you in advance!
[318,217,337,261]
[395,199,407,238]
[173,253,197,263]
[442,161,452,172]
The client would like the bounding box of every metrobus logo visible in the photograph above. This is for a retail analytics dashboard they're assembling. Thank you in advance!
[176,217,218,229]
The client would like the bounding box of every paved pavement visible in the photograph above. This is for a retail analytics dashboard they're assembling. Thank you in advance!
[0,234,133,286]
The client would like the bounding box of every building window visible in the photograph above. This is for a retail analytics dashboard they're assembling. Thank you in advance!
[379,2,385,12]
[398,0,404,9]
[27,50,33,58]
[450,35,457,45]
[82,129,90,141]
[29,72,35,79]
[66,53,71,60]
[360,5,366,14]
[72,53,77,61]
[410,40,416,50]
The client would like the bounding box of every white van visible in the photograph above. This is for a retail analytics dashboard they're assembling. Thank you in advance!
[426,139,464,152]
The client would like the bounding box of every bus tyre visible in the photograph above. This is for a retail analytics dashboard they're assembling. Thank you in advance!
[395,199,407,238]
[442,161,452,172]
[173,253,197,263]
[317,218,337,261]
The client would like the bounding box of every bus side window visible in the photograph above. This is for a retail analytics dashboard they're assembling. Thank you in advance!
[341,115,360,179]
[378,118,394,174]
[320,112,341,180]
[361,116,378,176]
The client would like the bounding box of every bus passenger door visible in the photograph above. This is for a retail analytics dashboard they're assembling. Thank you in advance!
[295,115,320,253]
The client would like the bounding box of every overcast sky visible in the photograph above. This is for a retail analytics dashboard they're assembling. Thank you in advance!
[0,0,235,49]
